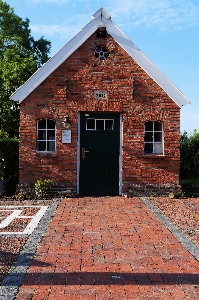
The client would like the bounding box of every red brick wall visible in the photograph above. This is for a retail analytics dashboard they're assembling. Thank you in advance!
[19,32,181,195]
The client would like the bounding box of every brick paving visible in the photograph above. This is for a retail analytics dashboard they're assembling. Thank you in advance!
[15,197,199,299]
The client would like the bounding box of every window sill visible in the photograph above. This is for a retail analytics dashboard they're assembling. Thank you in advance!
[143,154,166,158]
[36,151,57,156]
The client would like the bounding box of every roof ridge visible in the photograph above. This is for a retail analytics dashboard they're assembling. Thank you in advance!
[92,7,111,20]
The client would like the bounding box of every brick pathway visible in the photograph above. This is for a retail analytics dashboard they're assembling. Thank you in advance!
[16,197,199,299]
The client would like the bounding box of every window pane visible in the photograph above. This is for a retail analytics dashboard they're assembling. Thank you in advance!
[47,130,55,140]
[96,120,104,130]
[38,130,46,140]
[144,132,153,142]
[37,119,56,152]
[47,141,55,151]
[47,120,55,129]
[154,132,162,142]
[154,122,162,131]
[37,141,46,151]
[154,143,163,154]
[38,120,46,129]
[145,121,153,131]
[87,119,95,130]
[105,120,114,130]
[144,143,153,153]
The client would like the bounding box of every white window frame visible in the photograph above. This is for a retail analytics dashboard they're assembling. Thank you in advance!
[36,119,56,153]
[144,121,163,154]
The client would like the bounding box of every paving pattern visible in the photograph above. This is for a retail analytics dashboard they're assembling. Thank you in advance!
[7,196,199,299]
[0,200,60,300]
[0,206,48,235]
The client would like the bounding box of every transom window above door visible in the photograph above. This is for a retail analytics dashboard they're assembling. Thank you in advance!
[86,118,114,131]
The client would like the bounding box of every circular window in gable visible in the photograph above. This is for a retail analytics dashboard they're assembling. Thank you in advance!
[94,46,109,60]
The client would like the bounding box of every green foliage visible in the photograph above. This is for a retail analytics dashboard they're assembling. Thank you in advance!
[0,129,8,139]
[0,0,51,138]
[15,183,36,200]
[180,178,199,197]
[180,129,199,178]
[0,138,19,192]
[34,178,52,198]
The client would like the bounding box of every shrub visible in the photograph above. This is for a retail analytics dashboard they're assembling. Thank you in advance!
[34,178,52,198]
[0,139,19,193]
[15,183,36,200]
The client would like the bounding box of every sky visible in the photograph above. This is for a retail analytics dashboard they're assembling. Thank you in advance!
[6,0,199,134]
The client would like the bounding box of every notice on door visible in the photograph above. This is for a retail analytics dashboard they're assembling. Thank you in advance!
[62,130,71,143]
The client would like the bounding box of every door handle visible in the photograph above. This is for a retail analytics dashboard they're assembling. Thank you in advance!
[82,148,89,159]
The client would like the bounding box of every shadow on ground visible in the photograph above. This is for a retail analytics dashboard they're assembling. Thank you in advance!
[2,272,199,286]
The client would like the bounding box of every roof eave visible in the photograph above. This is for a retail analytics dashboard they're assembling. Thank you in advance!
[104,19,190,108]
[11,17,100,103]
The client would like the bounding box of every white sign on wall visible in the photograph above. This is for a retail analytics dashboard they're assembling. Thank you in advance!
[94,90,108,99]
[62,130,71,143]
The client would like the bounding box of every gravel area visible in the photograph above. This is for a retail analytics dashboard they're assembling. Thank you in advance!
[0,237,27,283]
[149,197,199,247]
[0,199,59,286]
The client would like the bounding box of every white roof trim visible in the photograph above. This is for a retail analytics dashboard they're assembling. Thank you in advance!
[11,7,190,107]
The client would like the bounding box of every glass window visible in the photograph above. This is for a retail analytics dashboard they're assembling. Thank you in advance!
[94,46,109,61]
[96,120,104,130]
[105,120,114,130]
[38,119,46,129]
[154,122,162,131]
[37,119,56,152]
[87,119,95,130]
[145,121,153,131]
[144,132,153,142]
[47,120,56,129]
[144,121,163,154]
[86,118,114,131]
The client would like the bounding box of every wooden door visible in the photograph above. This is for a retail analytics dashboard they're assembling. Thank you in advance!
[79,112,120,196]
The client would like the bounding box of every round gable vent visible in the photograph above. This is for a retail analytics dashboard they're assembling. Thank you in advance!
[94,46,109,60]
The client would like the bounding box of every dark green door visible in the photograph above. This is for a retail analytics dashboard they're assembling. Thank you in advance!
[79,112,120,196]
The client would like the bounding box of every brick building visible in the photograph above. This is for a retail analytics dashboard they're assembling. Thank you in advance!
[11,8,190,196]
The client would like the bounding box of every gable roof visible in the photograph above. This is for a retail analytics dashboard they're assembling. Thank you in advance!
[11,7,190,108]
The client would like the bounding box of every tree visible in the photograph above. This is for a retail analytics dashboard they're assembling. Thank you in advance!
[0,0,51,137]
[180,129,199,178]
